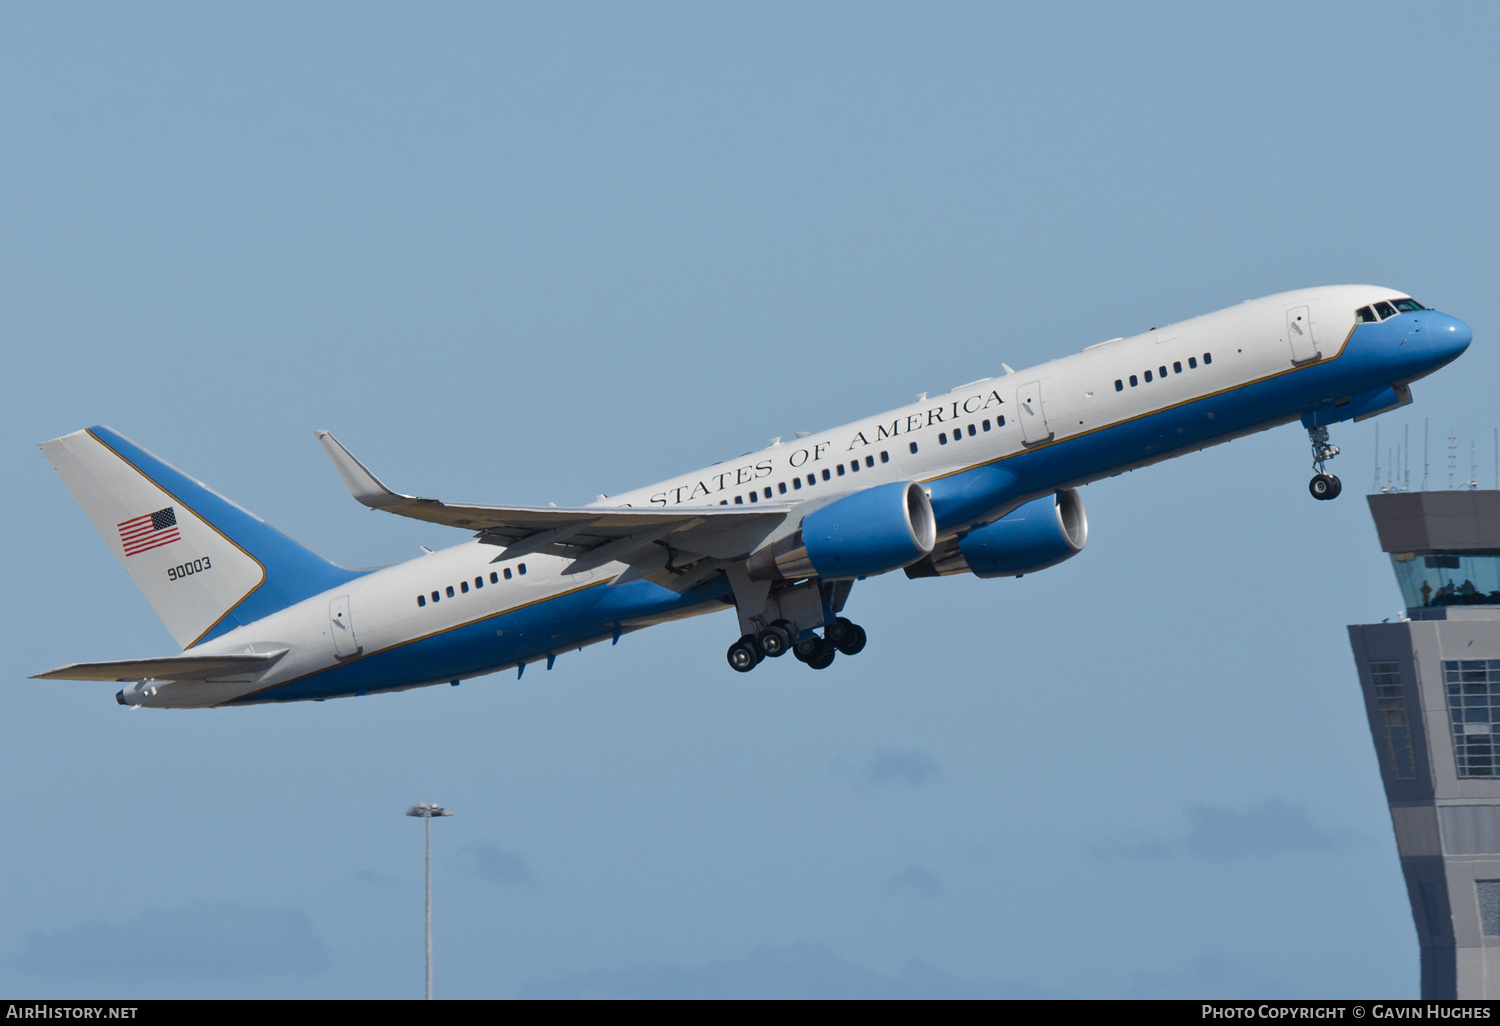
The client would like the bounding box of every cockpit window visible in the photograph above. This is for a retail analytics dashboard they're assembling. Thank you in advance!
[1392,298,1425,312]
[1355,306,1377,323]
[1373,301,1398,320]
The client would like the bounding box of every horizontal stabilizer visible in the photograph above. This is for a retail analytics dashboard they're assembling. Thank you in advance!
[33,650,287,682]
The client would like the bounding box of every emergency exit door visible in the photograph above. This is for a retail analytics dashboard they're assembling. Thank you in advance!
[329,596,361,659]
[1015,381,1054,446]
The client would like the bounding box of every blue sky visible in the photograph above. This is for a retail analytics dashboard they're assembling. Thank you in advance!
[2,1,1497,998]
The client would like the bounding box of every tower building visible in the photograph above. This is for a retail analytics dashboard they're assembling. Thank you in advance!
[1349,490,1500,999]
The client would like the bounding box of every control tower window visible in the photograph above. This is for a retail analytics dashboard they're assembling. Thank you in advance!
[1392,298,1425,312]
[1374,301,1398,320]
[1444,660,1500,777]
[1478,881,1500,937]
[1370,662,1416,780]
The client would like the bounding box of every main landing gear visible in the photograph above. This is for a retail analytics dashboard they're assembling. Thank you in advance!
[1307,425,1343,501]
[726,617,867,673]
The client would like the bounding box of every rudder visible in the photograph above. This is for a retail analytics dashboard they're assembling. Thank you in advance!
[40,426,365,649]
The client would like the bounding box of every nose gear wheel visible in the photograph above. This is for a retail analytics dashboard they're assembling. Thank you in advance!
[1307,425,1342,501]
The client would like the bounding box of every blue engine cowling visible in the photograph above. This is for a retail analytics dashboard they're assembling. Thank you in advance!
[906,488,1088,579]
[747,480,937,581]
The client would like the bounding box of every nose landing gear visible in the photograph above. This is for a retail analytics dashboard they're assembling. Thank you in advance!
[1308,425,1342,501]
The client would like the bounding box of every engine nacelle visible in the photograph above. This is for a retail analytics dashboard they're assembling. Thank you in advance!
[906,488,1088,579]
[747,481,937,581]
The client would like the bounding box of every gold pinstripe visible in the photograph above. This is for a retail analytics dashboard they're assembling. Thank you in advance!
[920,323,1360,486]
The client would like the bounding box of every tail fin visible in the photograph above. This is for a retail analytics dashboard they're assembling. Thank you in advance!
[39,426,365,649]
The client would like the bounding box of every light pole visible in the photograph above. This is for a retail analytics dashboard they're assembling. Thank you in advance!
[405,802,453,1000]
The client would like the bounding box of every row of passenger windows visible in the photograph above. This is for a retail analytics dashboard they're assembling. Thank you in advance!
[718,451,892,504]
[1356,298,1425,323]
[937,416,1004,446]
[1114,353,1211,391]
[416,563,527,607]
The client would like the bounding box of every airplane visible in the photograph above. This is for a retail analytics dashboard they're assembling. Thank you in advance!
[34,285,1471,708]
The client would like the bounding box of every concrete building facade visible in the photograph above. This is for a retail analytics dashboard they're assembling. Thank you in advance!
[1349,490,1500,999]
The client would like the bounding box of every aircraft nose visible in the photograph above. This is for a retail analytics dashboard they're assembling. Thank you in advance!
[1426,311,1473,361]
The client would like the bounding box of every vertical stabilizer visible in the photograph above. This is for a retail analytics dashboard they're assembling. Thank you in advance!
[39,427,364,648]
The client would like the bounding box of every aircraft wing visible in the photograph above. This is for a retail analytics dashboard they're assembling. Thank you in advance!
[33,650,288,681]
[315,432,789,587]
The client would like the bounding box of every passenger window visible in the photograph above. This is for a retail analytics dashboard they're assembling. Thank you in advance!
[1393,298,1425,312]
[417,595,426,607]
[968,424,976,436]
[518,563,526,575]
[836,464,845,476]
[748,491,757,502]
[1374,301,1398,320]
[1144,370,1153,382]
[1203,352,1212,365]
[822,468,830,481]
[998,415,1005,426]
[1129,374,1138,386]
[849,461,859,472]
[474,576,482,589]
[779,481,787,494]
[1188,357,1197,369]
[939,432,948,445]
[880,451,889,463]
[983,419,991,430]
[503,568,512,579]
[793,478,802,490]
[909,442,918,454]
[1115,379,1123,391]
[764,487,772,498]
[431,591,440,602]
[734,495,743,504]
[807,474,816,486]
[446,586,455,598]
[490,572,498,584]
[1173,361,1182,373]
[460,581,469,593]
[1159,365,1167,378]
[719,499,727,505]
[1355,306,1377,323]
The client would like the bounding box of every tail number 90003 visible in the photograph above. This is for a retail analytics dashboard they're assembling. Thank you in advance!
[167,556,212,581]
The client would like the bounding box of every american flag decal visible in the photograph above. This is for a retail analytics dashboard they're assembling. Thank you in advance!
[117,507,180,557]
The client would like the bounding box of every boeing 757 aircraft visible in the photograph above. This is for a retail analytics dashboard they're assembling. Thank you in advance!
[35,286,1471,707]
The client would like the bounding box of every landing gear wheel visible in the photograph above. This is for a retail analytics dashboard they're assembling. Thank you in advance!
[806,641,836,670]
[727,636,760,673]
[792,636,822,662]
[757,621,794,658]
[1309,473,1342,501]
[824,618,851,645]
[834,622,867,656]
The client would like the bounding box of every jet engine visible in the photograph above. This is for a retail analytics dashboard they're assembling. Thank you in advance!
[747,480,937,581]
[905,488,1089,579]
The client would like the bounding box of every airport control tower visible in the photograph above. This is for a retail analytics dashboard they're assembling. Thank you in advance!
[1349,490,1500,999]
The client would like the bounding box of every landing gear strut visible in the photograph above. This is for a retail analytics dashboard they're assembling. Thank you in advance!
[1308,425,1342,501]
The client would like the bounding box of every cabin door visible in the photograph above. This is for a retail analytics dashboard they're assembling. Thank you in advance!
[1015,381,1054,447]
[1285,306,1321,364]
[329,595,361,659]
